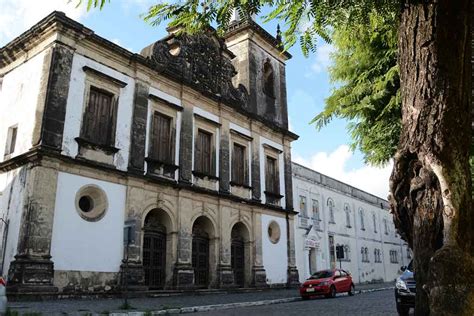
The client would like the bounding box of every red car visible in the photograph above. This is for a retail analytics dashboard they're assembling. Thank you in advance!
[299,269,355,299]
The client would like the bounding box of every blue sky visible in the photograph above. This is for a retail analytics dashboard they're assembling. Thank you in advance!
[0,0,392,199]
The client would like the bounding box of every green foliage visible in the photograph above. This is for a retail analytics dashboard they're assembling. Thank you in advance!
[77,0,109,11]
[312,12,400,166]
[82,0,397,56]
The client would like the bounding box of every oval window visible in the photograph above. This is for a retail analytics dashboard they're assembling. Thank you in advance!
[268,221,281,244]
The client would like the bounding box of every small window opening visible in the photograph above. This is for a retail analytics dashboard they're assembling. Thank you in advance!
[262,61,275,98]
[79,195,94,213]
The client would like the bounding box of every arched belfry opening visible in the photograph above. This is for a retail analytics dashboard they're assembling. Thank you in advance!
[142,209,172,289]
[262,60,275,98]
[192,216,215,288]
[231,222,251,288]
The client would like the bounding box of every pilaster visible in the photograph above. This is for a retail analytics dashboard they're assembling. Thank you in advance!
[128,80,149,174]
[8,163,59,292]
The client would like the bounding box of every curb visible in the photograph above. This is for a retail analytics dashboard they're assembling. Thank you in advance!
[109,286,395,316]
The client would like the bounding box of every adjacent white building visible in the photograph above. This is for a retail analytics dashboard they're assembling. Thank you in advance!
[292,162,411,284]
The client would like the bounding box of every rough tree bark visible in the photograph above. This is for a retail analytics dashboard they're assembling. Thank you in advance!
[390,0,474,315]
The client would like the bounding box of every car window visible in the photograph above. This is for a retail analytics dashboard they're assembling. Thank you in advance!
[310,270,334,279]
[340,271,348,277]
[334,270,341,277]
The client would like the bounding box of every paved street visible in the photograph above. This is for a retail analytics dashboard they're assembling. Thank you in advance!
[6,283,406,315]
[194,290,412,316]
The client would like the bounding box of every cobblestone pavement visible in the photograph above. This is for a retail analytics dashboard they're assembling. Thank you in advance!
[193,290,414,316]
[8,282,395,315]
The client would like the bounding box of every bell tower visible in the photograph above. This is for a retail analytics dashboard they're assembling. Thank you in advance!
[224,16,291,129]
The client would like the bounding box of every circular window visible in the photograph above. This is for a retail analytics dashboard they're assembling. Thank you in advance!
[267,221,281,244]
[75,185,108,221]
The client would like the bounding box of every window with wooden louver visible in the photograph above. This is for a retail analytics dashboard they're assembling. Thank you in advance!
[195,130,212,175]
[150,112,173,163]
[81,86,117,146]
[265,156,279,194]
[232,143,247,185]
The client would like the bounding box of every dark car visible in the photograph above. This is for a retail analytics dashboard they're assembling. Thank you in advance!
[299,269,355,300]
[395,260,415,315]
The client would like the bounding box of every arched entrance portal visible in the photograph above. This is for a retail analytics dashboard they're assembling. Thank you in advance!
[143,209,171,289]
[192,216,214,288]
[231,222,250,288]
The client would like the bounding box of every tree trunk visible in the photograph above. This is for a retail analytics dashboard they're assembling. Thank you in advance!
[390,1,473,315]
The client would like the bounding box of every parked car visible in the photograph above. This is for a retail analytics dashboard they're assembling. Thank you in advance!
[395,260,415,315]
[299,269,355,299]
[0,276,7,314]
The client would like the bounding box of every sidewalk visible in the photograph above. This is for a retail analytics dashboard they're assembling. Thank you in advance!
[8,282,394,315]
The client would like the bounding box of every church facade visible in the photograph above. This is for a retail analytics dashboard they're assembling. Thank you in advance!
[0,11,299,293]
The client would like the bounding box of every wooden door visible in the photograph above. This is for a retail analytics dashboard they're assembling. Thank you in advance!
[143,230,166,289]
[231,238,245,287]
[192,235,209,288]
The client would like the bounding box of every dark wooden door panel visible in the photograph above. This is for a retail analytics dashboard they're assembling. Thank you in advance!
[143,231,166,289]
[231,239,245,287]
[192,236,209,288]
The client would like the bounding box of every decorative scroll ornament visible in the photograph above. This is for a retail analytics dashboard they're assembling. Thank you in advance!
[142,31,248,107]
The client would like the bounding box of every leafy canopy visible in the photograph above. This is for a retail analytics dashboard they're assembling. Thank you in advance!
[313,12,400,165]
[82,0,397,55]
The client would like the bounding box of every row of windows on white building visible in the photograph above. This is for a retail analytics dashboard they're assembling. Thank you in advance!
[298,195,392,234]
[334,244,410,264]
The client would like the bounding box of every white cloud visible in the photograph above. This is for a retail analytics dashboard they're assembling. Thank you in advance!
[0,0,87,47]
[293,145,393,199]
[310,43,335,74]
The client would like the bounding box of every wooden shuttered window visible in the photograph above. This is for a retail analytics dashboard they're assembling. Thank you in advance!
[81,86,117,146]
[265,156,279,194]
[195,130,212,175]
[232,143,246,185]
[150,112,173,163]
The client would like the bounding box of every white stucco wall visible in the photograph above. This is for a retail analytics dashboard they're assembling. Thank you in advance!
[0,51,46,161]
[261,214,287,284]
[0,168,28,275]
[50,172,126,272]
[62,54,135,171]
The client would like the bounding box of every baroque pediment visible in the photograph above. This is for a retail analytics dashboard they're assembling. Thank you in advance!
[141,30,248,107]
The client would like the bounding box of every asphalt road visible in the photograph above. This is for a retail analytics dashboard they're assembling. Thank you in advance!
[193,289,413,316]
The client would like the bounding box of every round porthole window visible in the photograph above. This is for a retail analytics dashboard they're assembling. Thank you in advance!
[75,185,108,221]
[268,221,281,244]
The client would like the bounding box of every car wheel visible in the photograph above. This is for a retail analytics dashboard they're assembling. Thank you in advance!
[328,286,336,298]
[301,295,310,300]
[348,284,355,296]
[396,303,409,316]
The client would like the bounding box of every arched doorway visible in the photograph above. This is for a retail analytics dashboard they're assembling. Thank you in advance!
[192,216,214,288]
[231,222,250,288]
[143,209,171,289]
